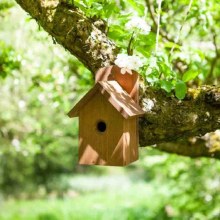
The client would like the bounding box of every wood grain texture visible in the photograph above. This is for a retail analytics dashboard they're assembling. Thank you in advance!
[123,118,139,164]
[78,92,139,166]
[79,92,124,166]
[71,66,143,166]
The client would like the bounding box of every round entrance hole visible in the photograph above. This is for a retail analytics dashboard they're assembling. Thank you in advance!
[96,121,107,133]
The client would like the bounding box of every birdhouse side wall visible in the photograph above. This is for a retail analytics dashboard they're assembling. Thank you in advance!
[123,118,139,165]
[78,92,127,166]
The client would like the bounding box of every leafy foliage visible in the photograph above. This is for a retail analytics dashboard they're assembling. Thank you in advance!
[67,0,219,99]
[0,5,93,195]
[0,41,20,78]
[0,1,220,219]
[0,0,14,11]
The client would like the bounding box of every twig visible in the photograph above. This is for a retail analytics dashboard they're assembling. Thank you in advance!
[208,33,220,83]
[145,0,177,43]
[155,0,162,53]
[127,31,135,55]
[170,0,193,55]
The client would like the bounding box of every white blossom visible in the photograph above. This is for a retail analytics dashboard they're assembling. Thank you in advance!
[114,54,144,73]
[125,16,151,35]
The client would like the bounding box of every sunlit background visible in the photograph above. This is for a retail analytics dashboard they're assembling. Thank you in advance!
[1,1,220,219]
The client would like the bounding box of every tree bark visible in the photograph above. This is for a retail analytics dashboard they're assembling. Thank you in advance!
[139,85,220,146]
[15,0,118,73]
[156,130,220,159]
[15,0,220,158]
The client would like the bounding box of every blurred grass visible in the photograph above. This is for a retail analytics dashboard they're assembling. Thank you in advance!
[0,174,169,220]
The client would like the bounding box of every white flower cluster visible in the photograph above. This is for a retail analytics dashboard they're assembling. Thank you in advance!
[125,16,151,35]
[114,54,144,74]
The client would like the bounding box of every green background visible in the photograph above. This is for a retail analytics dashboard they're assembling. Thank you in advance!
[0,1,220,219]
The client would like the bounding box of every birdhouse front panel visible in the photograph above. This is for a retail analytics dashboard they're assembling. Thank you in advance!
[79,92,127,166]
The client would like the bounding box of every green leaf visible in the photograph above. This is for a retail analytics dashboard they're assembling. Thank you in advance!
[103,3,118,18]
[164,42,181,50]
[73,1,87,11]
[108,25,129,38]
[127,0,145,16]
[182,70,199,82]
[135,46,151,57]
[160,80,173,92]
[175,81,187,100]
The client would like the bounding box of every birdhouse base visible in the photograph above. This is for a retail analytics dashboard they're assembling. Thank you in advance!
[78,144,139,167]
[78,158,138,167]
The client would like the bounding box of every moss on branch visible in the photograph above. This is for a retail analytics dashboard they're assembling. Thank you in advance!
[139,85,220,146]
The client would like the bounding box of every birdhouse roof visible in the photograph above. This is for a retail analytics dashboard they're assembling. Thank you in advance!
[68,81,145,119]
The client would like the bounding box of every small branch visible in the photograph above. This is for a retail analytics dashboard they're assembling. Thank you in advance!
[145,0,177,43]
[170,0,193,54]
[127,31,135,55]
[155,0,162,53]
[208,33,220,83]
[213,33,219,56]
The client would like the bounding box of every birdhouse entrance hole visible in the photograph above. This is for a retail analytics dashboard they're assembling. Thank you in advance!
[97,121,107,133]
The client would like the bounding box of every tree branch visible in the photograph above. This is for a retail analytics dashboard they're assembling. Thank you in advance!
[156,130,220,159]
[139,85,220,146]
[14,0,220,159]
[15,0,118,74]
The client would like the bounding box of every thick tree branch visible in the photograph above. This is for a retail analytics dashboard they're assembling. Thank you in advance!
[156,130,220,159]
[15,0,118,73]
[139,85,220,146]
[15,0,220,159]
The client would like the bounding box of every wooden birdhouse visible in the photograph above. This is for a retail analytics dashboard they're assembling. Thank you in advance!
[68,65,145,166]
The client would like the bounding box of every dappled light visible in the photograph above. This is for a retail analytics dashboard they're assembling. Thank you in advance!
[0,0,220,219]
